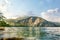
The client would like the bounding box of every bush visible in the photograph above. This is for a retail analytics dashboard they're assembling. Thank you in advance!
[0,21,10,27]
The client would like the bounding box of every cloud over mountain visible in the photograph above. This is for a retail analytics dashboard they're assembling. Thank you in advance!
[41,8,60,22]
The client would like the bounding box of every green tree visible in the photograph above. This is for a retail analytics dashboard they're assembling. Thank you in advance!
[0,13,6,21]
[0,21,10,26]
[0,12,10,26]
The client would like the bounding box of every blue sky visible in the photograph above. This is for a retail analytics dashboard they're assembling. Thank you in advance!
[0,0,60,22]
[8,0,60,16]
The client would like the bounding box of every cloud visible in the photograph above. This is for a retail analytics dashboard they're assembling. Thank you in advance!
[0,0,36,19]
[41,8,60,22]
[0,0,12,18]
[14,11,36,18]
[5,0,9,3]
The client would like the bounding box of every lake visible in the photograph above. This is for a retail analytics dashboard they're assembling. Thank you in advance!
[40,27,60,40]
[0,27,60,40]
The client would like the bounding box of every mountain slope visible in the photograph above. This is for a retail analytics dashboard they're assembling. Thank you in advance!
[16,16,57,27]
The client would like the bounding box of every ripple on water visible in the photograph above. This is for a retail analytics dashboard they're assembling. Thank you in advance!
[40,27,60,40]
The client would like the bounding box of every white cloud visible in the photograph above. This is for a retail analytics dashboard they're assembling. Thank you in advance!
[0,0,36,19]
[41,8,60,22]
[0,0,12,18]
[5,0,9,3]
[3,12,14,18]
[14,11,35,18]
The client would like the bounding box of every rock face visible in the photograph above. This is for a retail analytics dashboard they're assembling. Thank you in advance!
[16,16,57,27]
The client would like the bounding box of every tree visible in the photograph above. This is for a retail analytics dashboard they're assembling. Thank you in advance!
[0,13,6,21]
[0,12,10,26]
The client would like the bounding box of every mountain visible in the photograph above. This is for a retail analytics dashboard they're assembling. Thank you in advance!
[53,22,60,27]
[15,16,57,27]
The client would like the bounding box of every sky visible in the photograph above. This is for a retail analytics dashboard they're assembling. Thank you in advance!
[0,0,60,22]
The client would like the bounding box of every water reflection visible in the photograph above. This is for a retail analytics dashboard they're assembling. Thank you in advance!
[0,27,60,40]
[3,27,40,38]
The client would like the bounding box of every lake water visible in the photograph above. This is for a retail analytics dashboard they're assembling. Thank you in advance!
[0,27,60,40]
[40,27,60,40]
